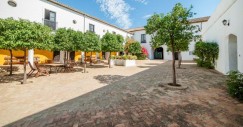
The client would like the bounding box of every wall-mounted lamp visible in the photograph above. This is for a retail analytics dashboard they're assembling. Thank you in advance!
[222,19,230,26]
[73,20,77,24]
[8,0,17,7]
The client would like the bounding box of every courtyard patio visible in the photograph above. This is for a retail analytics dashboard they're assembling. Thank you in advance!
[0,60,242,127]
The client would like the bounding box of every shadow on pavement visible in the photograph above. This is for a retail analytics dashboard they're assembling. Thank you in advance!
[4,61,240,127]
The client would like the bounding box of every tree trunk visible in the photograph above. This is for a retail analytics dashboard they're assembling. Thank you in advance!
[178,51,182,68]
[23,49,27,84]
[84,52,87,73]
[9,49,13,75]
[171,39,177,85]
[64,51,66,66]
[109,51,111,68]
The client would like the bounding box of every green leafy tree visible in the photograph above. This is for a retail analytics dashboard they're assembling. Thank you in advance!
[73,31,84,52]
[101,32,123,68]
[82,31,101,72]
[116,34,124,45]
[145,3,195,85]
[54,28,77,63]
[0,18,19,75]
[0,18,53,84]
[127,41,142,55]
[124,38,136,54]
[167,37,193,68]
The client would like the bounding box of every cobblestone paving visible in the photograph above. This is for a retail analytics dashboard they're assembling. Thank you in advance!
[6,62,243,127]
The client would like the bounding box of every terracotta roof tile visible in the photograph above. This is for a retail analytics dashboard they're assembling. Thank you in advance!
[188,16,210,23]
[127,16,210,32]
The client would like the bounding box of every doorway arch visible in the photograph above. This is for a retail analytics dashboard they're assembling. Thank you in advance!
[154,47,164,59]
[228,34,238,71]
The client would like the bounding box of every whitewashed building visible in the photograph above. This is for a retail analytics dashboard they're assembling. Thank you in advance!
[127,17,209,60]
[202,0,243,74]
[0,0,132,64]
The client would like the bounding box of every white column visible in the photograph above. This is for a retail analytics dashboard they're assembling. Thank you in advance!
[60,51,65,63]
[105,52,110,60]
[81,52,85,63]
[28,49,34,65]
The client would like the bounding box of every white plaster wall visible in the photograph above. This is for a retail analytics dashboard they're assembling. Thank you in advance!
[0,0,42,22]
[202,0,243,74]
[132,30,154,59]
[84,17,131,40]
[0,0,132,63]
[132,21,207,60]
[0,0,131,37]
[40,0,85,31]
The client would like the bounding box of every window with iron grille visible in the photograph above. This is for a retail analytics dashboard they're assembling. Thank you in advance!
[44,9,56,30]
[141,34,146,43]
[89,24,95,32]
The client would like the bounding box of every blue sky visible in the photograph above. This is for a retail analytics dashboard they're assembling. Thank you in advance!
[57,0,221,29]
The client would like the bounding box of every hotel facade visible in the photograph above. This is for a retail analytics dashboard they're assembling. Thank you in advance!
[0,0,132,65]
[0,0,242,74]
[127,17,209,61]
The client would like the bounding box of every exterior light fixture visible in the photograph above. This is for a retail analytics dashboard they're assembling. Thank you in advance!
[73,20,77,24]
[222,19,230,26]
[8,0,17,7]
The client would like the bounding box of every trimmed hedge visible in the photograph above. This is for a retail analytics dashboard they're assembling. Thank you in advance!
[193,41,219,69]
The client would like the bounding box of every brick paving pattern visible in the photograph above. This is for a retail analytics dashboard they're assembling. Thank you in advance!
[5,62,243,127]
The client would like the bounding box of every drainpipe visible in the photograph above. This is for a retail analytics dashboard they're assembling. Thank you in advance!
[81,14,86,63]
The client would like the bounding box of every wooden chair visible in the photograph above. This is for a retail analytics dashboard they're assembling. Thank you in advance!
[34,61,50,77]
[27,61,37,77]
[63,61,75,72]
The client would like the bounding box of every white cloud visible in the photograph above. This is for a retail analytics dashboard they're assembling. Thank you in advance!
[143,14,152,19]
[134,0,148,5]
[96,0,132,29]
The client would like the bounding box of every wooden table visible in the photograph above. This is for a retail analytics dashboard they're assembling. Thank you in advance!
[41,63,64,74]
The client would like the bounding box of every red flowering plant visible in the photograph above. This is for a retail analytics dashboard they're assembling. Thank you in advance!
[141,47,149,57]
[136,47,148,60]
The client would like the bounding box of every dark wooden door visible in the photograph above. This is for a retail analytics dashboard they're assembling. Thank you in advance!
[70,51,75,61]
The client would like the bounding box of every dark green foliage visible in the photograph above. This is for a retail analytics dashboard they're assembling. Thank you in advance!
[116,34,124,45]
[101,32,123,68]
[0,18,54,50]
[0,18,53,83]
[227,71,243,101]
[136,53,147,60]
[111,55,137,60]
[82,31,101,52]
[127,41,141,55]
[194,41,219,69]
[54,28,77,51]
[73,31,84,51]
[101,32,123,52]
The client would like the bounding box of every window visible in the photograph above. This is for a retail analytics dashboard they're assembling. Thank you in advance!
[44,9,56,30]
[89,24,95,32]
[112,31,116,34]
[141,34,146,43]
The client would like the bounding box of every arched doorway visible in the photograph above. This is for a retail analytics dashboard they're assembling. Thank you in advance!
[228,34,238,71]
[154,47,163,59]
